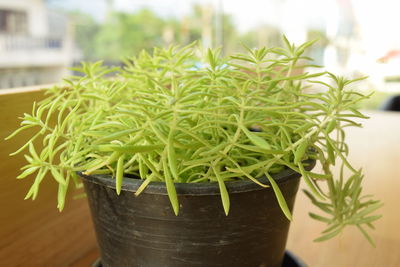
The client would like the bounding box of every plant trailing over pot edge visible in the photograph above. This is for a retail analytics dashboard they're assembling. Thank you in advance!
[7,37,382,245]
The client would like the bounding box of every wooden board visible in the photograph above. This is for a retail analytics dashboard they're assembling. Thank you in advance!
[0,86,98,266]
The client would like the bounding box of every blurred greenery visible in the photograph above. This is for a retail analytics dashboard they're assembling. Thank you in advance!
[68,5,286,62]
[305,29,329,66]
[69,11,101,61]
[240,24,282,49]
[95,9,166,60]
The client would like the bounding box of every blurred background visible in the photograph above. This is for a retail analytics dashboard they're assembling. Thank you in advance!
[0,0,399,109]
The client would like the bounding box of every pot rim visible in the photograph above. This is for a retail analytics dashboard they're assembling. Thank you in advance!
[78,159,315,196]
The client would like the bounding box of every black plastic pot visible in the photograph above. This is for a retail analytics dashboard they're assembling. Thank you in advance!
[91,250,307,267]
[79,161,314,267]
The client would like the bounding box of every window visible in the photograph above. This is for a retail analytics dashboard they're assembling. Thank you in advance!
[0,9,28,34]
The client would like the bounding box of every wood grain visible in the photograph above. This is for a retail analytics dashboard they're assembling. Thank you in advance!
[0,86,98,267]
[287,110,400,267]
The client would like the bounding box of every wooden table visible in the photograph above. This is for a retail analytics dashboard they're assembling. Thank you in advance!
[0,87,98,267]
[287,110,400,267]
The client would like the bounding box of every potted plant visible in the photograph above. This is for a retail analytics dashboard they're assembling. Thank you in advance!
[7,39,382,267]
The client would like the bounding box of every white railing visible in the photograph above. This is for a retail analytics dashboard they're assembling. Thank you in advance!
[0,33,73,70]
[0,35,64,51]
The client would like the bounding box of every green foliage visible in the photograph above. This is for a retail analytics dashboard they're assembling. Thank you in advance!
[94,9,166,61]
[68,11,101,61]
[70,6,240,61]
[7,39,381,244]
[240,24,283,52]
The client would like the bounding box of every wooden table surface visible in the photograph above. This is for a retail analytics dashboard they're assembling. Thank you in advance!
[0,87,98,267]
[287,110,400,267]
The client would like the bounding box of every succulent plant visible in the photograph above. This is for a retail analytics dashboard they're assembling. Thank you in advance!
[7,39,382,243]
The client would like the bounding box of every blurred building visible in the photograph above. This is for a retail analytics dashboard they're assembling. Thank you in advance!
[0,0,73,89]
